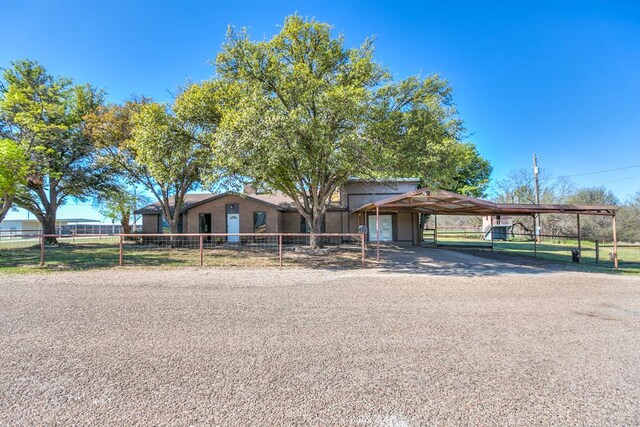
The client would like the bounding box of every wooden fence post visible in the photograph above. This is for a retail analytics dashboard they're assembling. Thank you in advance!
[278,235,283,267]
[595,240,599,264]
[118,235,123,267]
[199,235,204,267]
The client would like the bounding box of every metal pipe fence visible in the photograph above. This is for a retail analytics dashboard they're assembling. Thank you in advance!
[430,230,633,269]
[30,232,367,269]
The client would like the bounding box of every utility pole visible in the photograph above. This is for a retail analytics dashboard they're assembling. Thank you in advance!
[533,154,541,243]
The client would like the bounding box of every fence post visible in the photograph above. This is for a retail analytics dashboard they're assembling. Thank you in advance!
[534,236,537,257]
[278,235,283,267]
[118,235,123,267]
[199,235,204,267]
[490,215,494,251]
[595,240,599,263]
[576,214,581,263]
[40,235,45,267]
[612,213,618,270]
[360,233,366,268]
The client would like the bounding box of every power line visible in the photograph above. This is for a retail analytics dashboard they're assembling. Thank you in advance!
[567,164,640,178]
[602,175,640,184]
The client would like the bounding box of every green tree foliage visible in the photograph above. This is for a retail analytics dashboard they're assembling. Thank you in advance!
[0,60,106,242]
[618,191,640,243]
[493,169,624,242]
[94,186,149,235]
[208,15,385,247]
[567,187,619,242]
[370,76,492,197]
[85,98,215,235]
[0,139,29,223]
[185,15,490,246]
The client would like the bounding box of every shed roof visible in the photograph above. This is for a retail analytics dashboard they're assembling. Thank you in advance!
[352,188,617,216]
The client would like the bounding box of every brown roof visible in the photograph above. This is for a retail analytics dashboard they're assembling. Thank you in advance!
[134,193,216,215]
[352,188,617,216]
[135,192,346,215]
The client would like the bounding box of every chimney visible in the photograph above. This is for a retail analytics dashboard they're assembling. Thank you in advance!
[243,184,256,195]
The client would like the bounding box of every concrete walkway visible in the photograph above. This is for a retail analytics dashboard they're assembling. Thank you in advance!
[372,245,553,276]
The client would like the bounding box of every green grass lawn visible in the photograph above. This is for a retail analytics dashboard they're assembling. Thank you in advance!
[2,234,637,275]
[0,238,363,274]
[432,232,640,275]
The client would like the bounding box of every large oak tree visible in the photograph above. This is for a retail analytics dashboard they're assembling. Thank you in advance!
[85,97,216,236]
[0,139,29,223]
[0,60,106,242]
[185,15,491,247]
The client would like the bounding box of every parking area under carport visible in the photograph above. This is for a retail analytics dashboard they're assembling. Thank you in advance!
[354,187,619,268]
[372,245,556,276]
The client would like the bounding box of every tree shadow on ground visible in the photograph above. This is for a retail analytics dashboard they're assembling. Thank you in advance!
[1,243,627,276]
[370,245,563,277]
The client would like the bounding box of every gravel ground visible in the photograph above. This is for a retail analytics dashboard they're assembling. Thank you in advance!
[1,266,639,426]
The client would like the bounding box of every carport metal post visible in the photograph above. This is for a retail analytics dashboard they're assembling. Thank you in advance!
[360,233,366,268]
[490,215,494,251]
[376,206,380,261]
[434,215,438,247]
[532,215,537,257]
[612,213,618,269]
[577,214,581,263]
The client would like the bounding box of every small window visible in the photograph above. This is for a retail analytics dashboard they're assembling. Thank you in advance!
[254,211,267,233]
[330,189,341,204]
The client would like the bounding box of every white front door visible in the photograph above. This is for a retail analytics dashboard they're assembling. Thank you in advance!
[227,213,240,242]
[368,215,393,242]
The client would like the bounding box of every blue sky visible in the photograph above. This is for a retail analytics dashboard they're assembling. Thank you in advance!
[2,0,639,221]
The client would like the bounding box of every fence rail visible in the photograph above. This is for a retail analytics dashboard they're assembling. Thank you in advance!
[426,230,632,270]
[31,232,367,269]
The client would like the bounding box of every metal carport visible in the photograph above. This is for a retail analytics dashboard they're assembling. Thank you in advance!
[352,188,619,268]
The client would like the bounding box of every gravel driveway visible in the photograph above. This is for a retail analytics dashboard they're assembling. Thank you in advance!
[1,267,639,425]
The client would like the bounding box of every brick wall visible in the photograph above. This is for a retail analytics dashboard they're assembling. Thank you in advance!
[280,211,300,233]
[185,195,282,233]
[142,214,159,234]
[280,210,348,233]
[324,211,344,233]
[397,212,414,241]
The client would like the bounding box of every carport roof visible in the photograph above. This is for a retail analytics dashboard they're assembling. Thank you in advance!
[352,188,617,216]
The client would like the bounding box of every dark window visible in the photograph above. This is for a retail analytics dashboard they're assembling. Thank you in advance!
[253,211,267,233]
[157,215,163,233]
[178,214,184,233]
[199,213,211,233]
[300,215,326,233]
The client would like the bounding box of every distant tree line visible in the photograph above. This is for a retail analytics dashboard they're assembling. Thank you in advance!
[493,168,639,243]
[0,15,493,246]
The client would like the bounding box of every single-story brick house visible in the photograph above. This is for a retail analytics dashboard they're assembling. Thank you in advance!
[135,178,422,244]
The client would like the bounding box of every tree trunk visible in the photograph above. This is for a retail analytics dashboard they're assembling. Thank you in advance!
[42,213,58,244]
[121,212,132,239]
[169,218,180,247]
[0,194,14,224]
[309,213,324,249]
